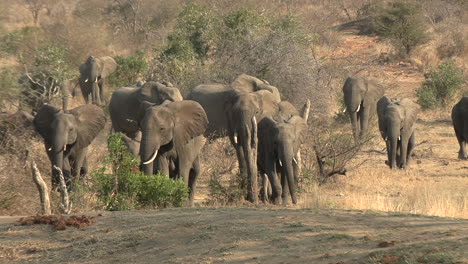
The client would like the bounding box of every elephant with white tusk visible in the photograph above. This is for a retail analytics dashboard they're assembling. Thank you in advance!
[78,56,117,105]
[342,76,384,142]
[33,104,106,189]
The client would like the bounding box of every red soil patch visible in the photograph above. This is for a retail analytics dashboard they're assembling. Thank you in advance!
[16,214,94,231]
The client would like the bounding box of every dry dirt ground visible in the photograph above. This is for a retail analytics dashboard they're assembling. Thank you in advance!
[0,208,467,264]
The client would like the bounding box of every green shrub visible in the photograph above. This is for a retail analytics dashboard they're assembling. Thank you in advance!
[417,60,464,110]
[373,1,427,56]
[108,50,148,88]
[92,133,189,210]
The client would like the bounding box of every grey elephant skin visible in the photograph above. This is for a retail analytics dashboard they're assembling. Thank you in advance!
[257,101,306,205]
[109,81,183,141]
[377,96,420,169]
[187,74,281,137]
[343,76,384,142]
[33,104,106,188]
[139,100,208,206]
[451,97,468,159]
[79,56,117,105]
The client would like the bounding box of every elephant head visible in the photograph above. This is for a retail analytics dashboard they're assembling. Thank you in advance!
[79,56,117,105]
[231,74,281,102]
[342,76,384,142]
[377,96,420,169]
[137,81,183,103]
[138,100,208,176]
[33,104,106,187]
[258,115,306,205]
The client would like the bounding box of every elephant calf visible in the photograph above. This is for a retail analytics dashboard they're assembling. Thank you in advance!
[451,97,468,159]
[377,96,420,169]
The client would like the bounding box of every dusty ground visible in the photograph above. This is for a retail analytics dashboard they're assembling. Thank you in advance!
[0,208,467,264]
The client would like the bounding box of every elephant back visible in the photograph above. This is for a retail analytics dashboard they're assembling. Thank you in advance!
[231,74,281,102]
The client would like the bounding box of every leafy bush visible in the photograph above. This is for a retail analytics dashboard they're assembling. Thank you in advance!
[417,60,464,110]
[92,133,189,210]
[108,50,148,88]
[373,1,427,56]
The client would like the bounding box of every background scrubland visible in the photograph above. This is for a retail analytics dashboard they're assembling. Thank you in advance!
[0,0,467,262]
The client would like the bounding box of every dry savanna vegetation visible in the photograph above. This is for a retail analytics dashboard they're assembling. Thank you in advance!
[0,0,467,263]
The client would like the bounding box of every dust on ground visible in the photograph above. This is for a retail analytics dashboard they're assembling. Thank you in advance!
[0,208,467,264]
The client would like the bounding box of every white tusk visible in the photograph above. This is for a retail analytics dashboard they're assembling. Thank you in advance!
[293,158,297,164]
[342,107,347,113]
[64,145,66,151]
[84,78,89,82]
[385,137,388,141]
[143,149,158,165]
[94,77,98,83]
[279,160,282,167]
[356,104,361,112]
[252,116,257,126]
[398,136,401,141]
[234,133,238,144]
[48,147,52,151]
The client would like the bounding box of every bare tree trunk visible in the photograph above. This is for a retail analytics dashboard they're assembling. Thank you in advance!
[53,166,72,214]
[31,160,51,215]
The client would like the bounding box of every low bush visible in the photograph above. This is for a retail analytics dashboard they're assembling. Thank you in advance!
[92,133,189,210]
[108,50,148,88]
[417,60,464,110]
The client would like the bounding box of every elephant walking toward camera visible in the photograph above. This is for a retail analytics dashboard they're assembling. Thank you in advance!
[33,104,106,188]
[139,100,208,206]
[79,56,117,105]
[377,96,420,169]
[451,97,468,159]
[343,76,384,142]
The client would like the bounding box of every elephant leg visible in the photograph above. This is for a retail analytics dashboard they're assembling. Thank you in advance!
[243,142,258,204]
[384,140,391,167]
[399,134,410,169]
[406,132,416,166]
[153,156,169,177]
[80,156,88,180]
[264,154,281,204]
[454,124,466,159]
[234,144,247,189]
[293,151,301,186]
[99,78,106,104]
[348,110,359,143]
[359,105,370,140]
[187,156,200,207]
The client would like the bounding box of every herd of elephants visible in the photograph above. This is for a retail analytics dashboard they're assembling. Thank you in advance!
[29,55,468,206]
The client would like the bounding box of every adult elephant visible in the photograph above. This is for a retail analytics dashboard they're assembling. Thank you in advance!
[342,76,384,142]
[451,97,468,159]
[139,100,208,206]
[187,74,281,138]
[377,96,420,169]
[109,81,183,140]
[79,56,117,105]
[33,104,106,188]
[226,89,280,203]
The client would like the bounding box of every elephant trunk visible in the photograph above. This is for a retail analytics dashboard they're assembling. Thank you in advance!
[387,126,400,169]
[238,112,258,203]
[345,90,362,142]
[140,128,159,176]
[279,143,297,204]
[52,130,66,186]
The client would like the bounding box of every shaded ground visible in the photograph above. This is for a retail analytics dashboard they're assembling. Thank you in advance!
[0,208,467,264]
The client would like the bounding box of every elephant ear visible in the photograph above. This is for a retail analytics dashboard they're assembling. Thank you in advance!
[278,101,299,121]
[377,96,392,136]
[98,56,118,78]
[33,104,61,145]
[167,100,208,146]
[399,98,420,131]
[69,105,106,150]
[363,77,385,108]
[256,90,279,117]
[287,116,307,147]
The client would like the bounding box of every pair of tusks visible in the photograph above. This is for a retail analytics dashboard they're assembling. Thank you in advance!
[143,149,158,165]
[233,117,258,145]
[84,77,98,83]
[342,104,361,113]
[278,158,297,167]
[48,145,67,152]
[384,136,401,141]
